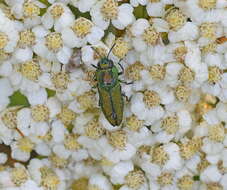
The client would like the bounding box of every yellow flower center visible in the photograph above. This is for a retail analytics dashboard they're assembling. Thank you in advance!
[208,66,222,83]
[180,138,202,160]
[50,4,64,18]
[207,183,223,190]
[125,62,145,81]
[126,115,144,131]
[21,60,41,81]
[71,178,88,190]
[31,104,50,122]
[2,107,20,129]
[165,8,187,31]
[0,32,8,49]
[101,0,118,19]
[151,146,169,165]
[200,23,217,40]
[51,71,70,90]
[0,49,10,61]
[0,4,14,20]
[112,38,130,59]
[174,46,187,62]
[157,172,173,186]
[197,157,210,172]
[179,67,195,83]
[17,137,34,153]
[45,32,63,52]
[125,170,146,189]
[208,123,225,142]
[50,154,68,168]
[88,184,102,190]
[142,26,159,45]
[64,134,81,150]
[85,118,105,139]
[100,157,114,166]
[177,175,194,190]
[72,17,93,38]
[19,29,36,48]
[77,91,96,111]
[11,167,28,186]
[143,90,161,108]
[175,85,190,102]
[162,115,179,134]
[40,167,60,190]
[149,64,166,80]
[57,107,76,125]
[137,145,151,156]
[199,0,216,10]
[201,43,217,54]
[23,2,40,18]
[107,130,127,150]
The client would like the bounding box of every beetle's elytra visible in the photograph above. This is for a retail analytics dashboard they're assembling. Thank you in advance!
[93,56,124,126]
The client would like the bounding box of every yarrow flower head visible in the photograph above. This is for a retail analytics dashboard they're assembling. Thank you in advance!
[33,29,73,64]
[90,0,135,30]
[42,3,74,32]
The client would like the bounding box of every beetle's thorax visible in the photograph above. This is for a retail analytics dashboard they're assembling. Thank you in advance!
[98,57,113,69]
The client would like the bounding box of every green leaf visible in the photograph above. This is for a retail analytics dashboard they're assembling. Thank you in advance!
[46,88,56,98]
[8,91,30,107]
[66,123,74,133]
[193,175,200,181]
[133,5,149,19]
[160,32,170,45]
[68,4,91,19]
[38,0,51,6]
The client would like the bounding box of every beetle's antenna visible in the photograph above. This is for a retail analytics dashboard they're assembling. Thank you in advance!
[107,43,116,58]
[91,46,102,58]
[117,58,124,73]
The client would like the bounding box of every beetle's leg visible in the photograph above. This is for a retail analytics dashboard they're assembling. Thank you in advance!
[92,64,98,69]
[119,80,134,85]
[92,74,97,81]
[117,58,124,75]
[122,93,130,102]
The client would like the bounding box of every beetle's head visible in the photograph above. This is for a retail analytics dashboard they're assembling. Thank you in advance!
[98,58,113,69]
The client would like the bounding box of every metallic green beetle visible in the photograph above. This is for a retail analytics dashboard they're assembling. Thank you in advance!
[92,49,125,126]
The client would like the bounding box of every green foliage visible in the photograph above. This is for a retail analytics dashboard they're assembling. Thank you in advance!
[193,175,200,181]
[46,88,56,98]
[68,4,91,19]
[133,5,149,19]
[8,90,30,107]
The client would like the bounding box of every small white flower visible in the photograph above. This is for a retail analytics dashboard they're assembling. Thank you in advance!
[130,90,165,125]
[61,17,104,48]
[0,9,19,53]
[42,3,74,32]
[6,0,46,27]
[90,0,135,30]
[70,0,98,13]
[168,22,199,43]
[33,27,73,64]
[200,165,222,183]
[89,174,113,190]
[11,136,34,162]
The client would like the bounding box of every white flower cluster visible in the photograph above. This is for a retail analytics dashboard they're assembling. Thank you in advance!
[0,0,227,189]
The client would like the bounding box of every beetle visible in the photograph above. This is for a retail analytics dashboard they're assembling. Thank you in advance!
[92,45,129,126]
